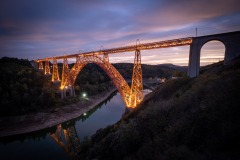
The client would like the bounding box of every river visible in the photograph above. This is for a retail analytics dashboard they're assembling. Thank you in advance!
[0,90,151,160]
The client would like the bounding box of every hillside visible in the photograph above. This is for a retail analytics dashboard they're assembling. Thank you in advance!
[0,57,55,115]
[113,63,186,79]
[79,58,240,160]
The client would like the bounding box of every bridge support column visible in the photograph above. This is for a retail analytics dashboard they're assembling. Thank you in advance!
[224,40,240,64]
[130,49,143,107]
[38,61,43,70]
[52,58,60,82]
[61,57,69,88]
[187,38,200,78]
[44,59,51,75]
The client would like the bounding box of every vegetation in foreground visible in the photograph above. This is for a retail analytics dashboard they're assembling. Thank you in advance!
[79,58,240,160]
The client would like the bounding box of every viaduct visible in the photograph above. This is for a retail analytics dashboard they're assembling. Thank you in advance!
[35,30,240,108]
[188,31,240,77]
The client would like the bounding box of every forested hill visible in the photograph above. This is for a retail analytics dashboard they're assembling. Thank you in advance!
[79,58,240,160]
[113,63,187,79]
[0,57,54,115]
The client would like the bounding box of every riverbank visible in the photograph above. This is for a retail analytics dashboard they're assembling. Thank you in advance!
[0,87,117,138]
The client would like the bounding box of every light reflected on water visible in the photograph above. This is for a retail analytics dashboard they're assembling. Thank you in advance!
[0,90,151,160]
[0,92,126,160]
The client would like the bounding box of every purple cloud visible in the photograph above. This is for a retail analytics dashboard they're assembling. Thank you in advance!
[0,0,239,65]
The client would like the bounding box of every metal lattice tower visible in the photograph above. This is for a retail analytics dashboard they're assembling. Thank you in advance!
[60,55,132,107]
[44,59,51,75]
[39,53,143,108]
[52,58,60,81]
[130,49,143,107]
[61,57,69,88]
[38,61,43,70]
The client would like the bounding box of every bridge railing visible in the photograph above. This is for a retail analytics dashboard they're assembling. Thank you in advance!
[36,37,192,62]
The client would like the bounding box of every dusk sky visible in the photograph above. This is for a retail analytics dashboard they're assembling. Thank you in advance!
[1,0,240,66]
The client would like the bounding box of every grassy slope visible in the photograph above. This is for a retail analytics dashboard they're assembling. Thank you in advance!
[79,59,240,160]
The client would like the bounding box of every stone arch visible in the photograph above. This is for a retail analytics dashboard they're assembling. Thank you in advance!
[62,55,131,107]
[199,40,226,66]
[188,31,240,78]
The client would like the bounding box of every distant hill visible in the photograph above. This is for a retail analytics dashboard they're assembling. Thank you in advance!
[79,58,240,160]
[157,63,188,72]
[0,57,32,67]
[113,63,186,79]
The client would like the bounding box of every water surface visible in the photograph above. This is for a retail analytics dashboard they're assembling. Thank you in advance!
[0,89,152,159]
[0,92,126,160]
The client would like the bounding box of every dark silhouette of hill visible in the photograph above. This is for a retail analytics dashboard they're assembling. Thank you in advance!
[0,57,55,115]
[79,58,240,160]
[113,63,186,79]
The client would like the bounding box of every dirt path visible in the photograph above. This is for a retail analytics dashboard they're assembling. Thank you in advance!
[0,88,117,138]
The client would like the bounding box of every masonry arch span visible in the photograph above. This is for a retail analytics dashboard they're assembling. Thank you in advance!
[200,40,225,66]
[62,55,132,107]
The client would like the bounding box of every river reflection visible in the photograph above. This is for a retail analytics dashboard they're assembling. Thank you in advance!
[49,89,152,160]
[0,91,126,160]
[49,91,127,159]
[50,124,81,159]
[0,90,151,160]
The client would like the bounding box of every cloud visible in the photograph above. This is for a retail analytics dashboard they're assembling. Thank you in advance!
[0,0,239,64]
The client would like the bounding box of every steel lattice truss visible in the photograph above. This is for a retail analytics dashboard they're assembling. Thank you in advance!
[62,57,69,86]
[38,61,43,70]
[61,55,138,107]
[44,59,51,75]
[39,52,143,107]
[130,49,144,107]
[35,37,192,107]
[52,58,60,81]
[36,37,192,61]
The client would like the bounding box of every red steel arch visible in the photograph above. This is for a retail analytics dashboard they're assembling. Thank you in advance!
[61,55,133,107]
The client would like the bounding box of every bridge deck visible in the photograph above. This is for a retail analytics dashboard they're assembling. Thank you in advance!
[37,37,192,61]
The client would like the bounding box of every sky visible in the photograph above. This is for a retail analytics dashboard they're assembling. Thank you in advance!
[0,0,240,66]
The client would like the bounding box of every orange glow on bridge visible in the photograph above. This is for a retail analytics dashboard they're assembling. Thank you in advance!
[36,37,193,108]
[36,37,192,61]
[60,54,142,108]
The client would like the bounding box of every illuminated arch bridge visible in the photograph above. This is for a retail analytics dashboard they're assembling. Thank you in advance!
[37,50,143,108]
[36,38,193,108]
[36,31,240,107]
